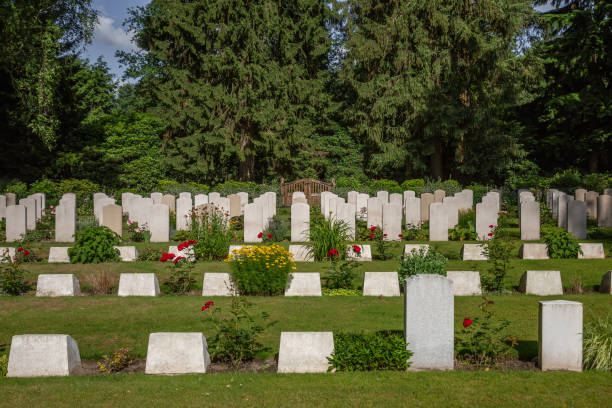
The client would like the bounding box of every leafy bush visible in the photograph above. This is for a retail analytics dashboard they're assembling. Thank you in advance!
[328,331,413,371]
[397,247,447,284]
[543,229,582,259]
[227,244,295,295]
[449,210,477,241]
[203,295,274,370]
[161,243,196,294]
[137,246,163,261]
[68,226,120,264]
[308,218,349,261]
[369,179,402,195]
[370,226,393,260]
[97,347,134,373]
[455,297,518,367]
[0,249,30,295]
[262,216,289,242]
[189,205,231,261]
[2,180,28,199]
[335,176,367,190]
[56,178,101,207]
[28,178,59,205]
[418,179,462,196]
[583,315,612,371]
[465,184,491,206]
[400,179,425,191]
[482,216,514,293]
[548,169,582,189]
[157,179,209,196]
[324,248,361,289]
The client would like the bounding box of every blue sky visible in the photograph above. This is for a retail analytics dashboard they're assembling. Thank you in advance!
[83,0,150,80]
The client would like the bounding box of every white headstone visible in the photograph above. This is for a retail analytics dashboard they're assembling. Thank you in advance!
[114,246,138,262]
[55,201,76,242]
[597,195,612,228]
[442,196,459,229]
[0,194,6,220]
[405,197,421,227]
[462,244,488,260]
[291,202,310,242]
[347,191,358,207]
[539,301,582,372]
[356,193,369,220]
[429,202,448,241]
[168,245,196,262]
[567,200,587,239]
[175,197,192,231]
[389,193,402,206]
[179,192,192,200]
[145,332,211,374]
[150,204,169,242]
[5,205,27,242]
[376,191,389,204]
[520,243,549,260]
[519,271,563,295]
[194,194,208,208]
[446,271,481,296]
[151,192,163,205]
[244,202,263,243]
[118,273,160,296]
[36,274,80,296]
[346,244,372,261]
[577,243,604,259]
[277,332,334,373]
[363,272,400,296]
[202,273,234,296]
[284,273,322,296]
[19,197,37,230]
[383,202,402,241]
[404,244,430,256]
[520,200,540,240]
[288,245,314,262]
[367,197,383,229]
[48,247,70,263]
[557,194,573,229]
[7,335,81,377]
[208,192,221,206]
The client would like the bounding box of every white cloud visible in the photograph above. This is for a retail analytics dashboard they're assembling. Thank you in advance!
[94,14,139,52]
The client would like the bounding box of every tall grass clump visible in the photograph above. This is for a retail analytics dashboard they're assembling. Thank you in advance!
[583,315,612,371]
[308,217,349,261]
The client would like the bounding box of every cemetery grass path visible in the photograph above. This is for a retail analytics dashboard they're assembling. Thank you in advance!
[1,371,611,407]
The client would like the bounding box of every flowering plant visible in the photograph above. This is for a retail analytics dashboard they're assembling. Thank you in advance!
[188,205,231,261]
[127,220,150,242]
[370,226,392,260]
[161,248,195,295]
[0,248,30,295]
[482,212,514,293]
[324,247,360,290]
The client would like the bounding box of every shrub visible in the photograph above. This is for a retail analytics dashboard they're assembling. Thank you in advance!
[324,248,361,289]
[397,247,447,284]
[455,297,518,367]
[583,315,612,371]
[227,244,295,295]
[138,246,163,261]
[449,210,477,241]
[203,295,274,370]
[328,331,413,371]
[0,249,30,295]
[126,219,150,242]
[482,215,514,293]
[189,205,232,261]
[68,226,120,264]
[28,178,59,205]
[3,180,28,199]
[97,347,134,373]
[262,216,289,242]
[369,179,401,195]
[543,229,582,259]
[335,176,366,191]
[56,179,101,207]
[400,179,425,191]
[548,169,582,189]
[308,218,349,261]
[370,226,393,260]
[161,243,196,294]
[157,179,208,196]
[465,184,491,205]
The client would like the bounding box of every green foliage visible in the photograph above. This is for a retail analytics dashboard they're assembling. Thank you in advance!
[335,176,367,191]
[28,179,59,204]
[262,216,289,243]
[324,254,361,290]
[308,218,350,261]
[0,353,7,377]
[126,220,149,243]
[449,210,477,241]
[68,226,120,264]
[164,255,196,295]
[400,179,425,191]
[97,347,134,374]
[328,331,413,372]
[228,245,295,296]
[137,247,162,261]
[156,180,208,196]
[322,288,363,296]
[189,206,231,261]
[0,251,30,295]
[483,216,515,293]
[465,184,491,206]
[583,315,612,372]
[543,229,582,259]
[3,181,28,199]
[204,295,274,370]
[369,180,402,195]
[455,297,518,367]
[56,179,101,207]
[398,247,447,284]
[371,227,393,260]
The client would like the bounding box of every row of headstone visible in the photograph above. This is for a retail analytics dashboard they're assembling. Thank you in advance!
[3,192,46,241]
[244,192,275,242]
[548,189,587,239]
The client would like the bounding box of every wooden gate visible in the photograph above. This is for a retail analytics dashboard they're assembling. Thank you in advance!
[280,178,335,207]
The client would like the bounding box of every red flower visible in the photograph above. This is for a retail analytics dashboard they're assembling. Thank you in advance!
[370,226,377,231]
[398,234,403,238]
[23,250,30,256]
[201,301,215,311]
[174,256,185,264]
[188,240,197,245]
[369,233,374,239]
[17,248,24,252]
[327,249,339,257]
[268,234,273,239]
[352,245,361,253]
[489,225,494,229]
[463,318,473,328]
[383,233,387,237]
[487,232,493,237]
[257,232,263,239]
[177,243,186,251]
[160,253,176,262]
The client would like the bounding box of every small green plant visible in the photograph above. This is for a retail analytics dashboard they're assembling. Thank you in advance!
[202,293,275,370]
[227,244,295,295]
[189,205,231,261]
[137,246,163,261]
[449,210,477,241]
[455,296,518,367]
[126,219,150,242]
[543,229,582,259]
[583,315,612,371]
[97,347,134,373]
[482,214,514,293]
[328,331,413,371]
[68,226,120,264]
[324,247,361,289]
[401,223,427,241]
[0,249,30,295]
[161,241,196,294]
[0,353,7,377]
[308,217,349,261]
[370,226,392,260]
[397,247,447,284]
[262,216,289,242]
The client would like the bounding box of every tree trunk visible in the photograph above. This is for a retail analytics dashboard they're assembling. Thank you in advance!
[431,134,444,179]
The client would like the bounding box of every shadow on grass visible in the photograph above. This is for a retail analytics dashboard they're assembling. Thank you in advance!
[516,340,538,361]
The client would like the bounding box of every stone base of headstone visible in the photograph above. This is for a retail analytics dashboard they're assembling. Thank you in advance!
[202,273,234,296]
[118,273,160,296]
[362,272,400,296]
[461,244,488,260]
[168,246,196,262]
[288,245,314,262]
[519,271,563,295]
[346,244,372,261]
[48,247,70,263]
[446,271,482,296]
[228,245,243,257]
[36,274,81,297]
[114,246,138,262]
[577,243,605,259]
[600,271,612,294]
[7,334,81,377]
[145,333,211,374]
[519,244,549,260]
[404,244,430,256]
[0,247,16,263]
[277,332,334,373]
[284,273,321,296]
[539,301,582,372]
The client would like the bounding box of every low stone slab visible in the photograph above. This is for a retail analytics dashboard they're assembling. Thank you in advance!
[284,273,321,296]
[202,273,234,296]
[114,246,138,262]
[519,271,563,296]
[577,243,605,259]
[288,245,314,262]
[539,300,583,372]
[145,332,211,375]
[36,274,81,297]
[461,244,488,260]
[0,247,16,262]
[600,271,612,294]
[7,334,81,377]
[168,245,196,261]
[519,244,549,260]
[228,245,243,255]
[48,247,70,263]
[363,272,400,296]
[446,271,482,296]
[118,273,160,296]
[404,244,430,256]
[346,244,372,261]
[277,332,334,373]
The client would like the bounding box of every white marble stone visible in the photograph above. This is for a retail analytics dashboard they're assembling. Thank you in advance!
[346,244,372,261]
[284,273,322,296]
[19,197,37,230]
[389,193,403,206]
[404,244,430,256]
[55,201,76,242]
[475,201,497,240]
[377,190,389,204]
[519,244,549,260]
[404,274,454,371]
[202,273,234,296]
[363,272,400,296]
[48,247,70,263]
[36,274,80,296]
[194,194,209,208]
[356,193,369,220]
[520,200,540,240]
[539,300,582,371]
[446,271,481,296]
[6,205,26,242]
[519,271,563,295]
[577,243,604,259]
[567,200,587,239]
[429,202,448,241]
[7,334,81,377]
[175,197,192,231]
[277,332,334,373]
[145,332,211,374]
[442,196,459,229]
[405,197,421,227]
[0,247,16,262]
[114,246,138,262]
[149,204,169,242]
[291,202,310,242]
[118,273,160,296]
[383,202,402,241]
[244,202,263,243]
[288,245,314,262]
[462,244,488,260]
[367,197,383,229]
[420,193,434,221]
